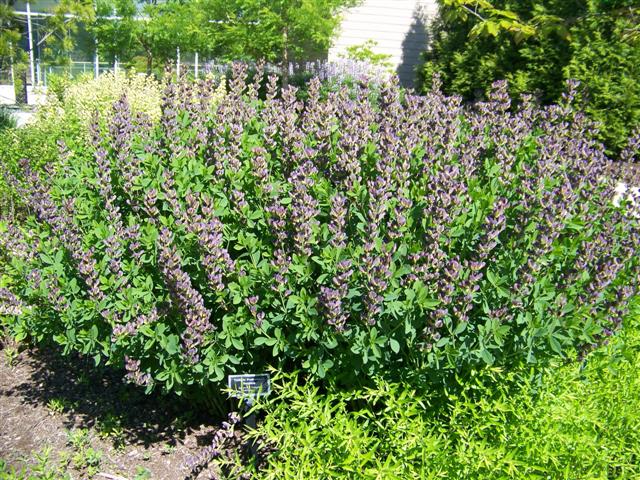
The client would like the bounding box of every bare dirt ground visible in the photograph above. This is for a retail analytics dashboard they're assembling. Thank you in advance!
[0,341,251,479]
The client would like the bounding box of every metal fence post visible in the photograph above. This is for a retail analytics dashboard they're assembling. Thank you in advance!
[176,46,181,77]
[94,39,99,79]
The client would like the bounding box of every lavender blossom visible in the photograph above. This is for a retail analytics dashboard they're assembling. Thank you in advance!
[328,194,347,249]
[124,355,152,387]
[0,288,24,315]
[184,412,241,472]
[157,227,213,363]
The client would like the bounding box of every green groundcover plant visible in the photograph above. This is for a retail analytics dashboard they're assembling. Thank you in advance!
[1,66,639,408]
[239,307,640,479]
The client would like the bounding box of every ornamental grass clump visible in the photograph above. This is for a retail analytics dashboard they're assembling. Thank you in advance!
[1,64,638,404]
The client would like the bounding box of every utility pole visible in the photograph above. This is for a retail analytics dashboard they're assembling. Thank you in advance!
[26,1,35,86]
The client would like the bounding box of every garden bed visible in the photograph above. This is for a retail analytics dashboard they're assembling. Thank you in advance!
[0,342,244,479]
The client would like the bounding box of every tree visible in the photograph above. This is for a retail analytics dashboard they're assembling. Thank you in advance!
[41,0,95,65]
[93,0,208,74]
[39,0,360,76]
[93,0,140,64]
[419,0,640,154]
[0,2,23,71]
[0,1,26,102]
[139,0,208,67]
[205,0,360,71]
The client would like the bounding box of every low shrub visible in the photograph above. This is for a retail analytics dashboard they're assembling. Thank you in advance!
[244,309,640,479]
[1,65,638,407]
[36,71,165,140]
[0,73,164,220]
[0,126,62,220]
[0,108,17,132]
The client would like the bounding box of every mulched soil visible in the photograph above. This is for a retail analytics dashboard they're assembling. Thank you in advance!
[0,339,253,479]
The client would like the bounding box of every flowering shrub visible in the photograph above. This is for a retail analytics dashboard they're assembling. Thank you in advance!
[36,72,164,136]
[1,65,638,402]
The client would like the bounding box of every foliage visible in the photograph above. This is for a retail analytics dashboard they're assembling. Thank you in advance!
[92,0,359,74]
[420,0,640,154]
[12,63,27,105]
[36,71,164,135]
[0,72,167,220]
[44,72,79,104]
[1,70,638,409]
[6,0,358,78]
[246,310,640,479]
[0,107,16,132]
[565,9,640,154]
[440,0,561,41]
[341,40,394,71]
[0,126,61,219]
[41,0,96,66]
[94,0,224,72]
[0,449,72,480]
[213,0,360,65]
[93,0,145,65]
[0,3,24,71]
[1,0,96,72]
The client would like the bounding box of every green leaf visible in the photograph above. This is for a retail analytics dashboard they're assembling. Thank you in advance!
[254,336,277,346]
[165,335,179,355]
[389,338,400,354]
[549,335,563,355]
[231,337,244,350]
[454,322,468,335]
[479,348,495,365]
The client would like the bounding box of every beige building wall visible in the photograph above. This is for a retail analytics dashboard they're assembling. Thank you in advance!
[329,0,438,87]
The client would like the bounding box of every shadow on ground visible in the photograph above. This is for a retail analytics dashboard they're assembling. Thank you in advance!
[1,346,210,449]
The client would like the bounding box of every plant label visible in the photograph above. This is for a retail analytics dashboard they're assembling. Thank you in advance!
[227,373,271,399]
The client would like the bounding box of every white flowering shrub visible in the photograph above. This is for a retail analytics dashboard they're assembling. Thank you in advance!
[37,72,164,131]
